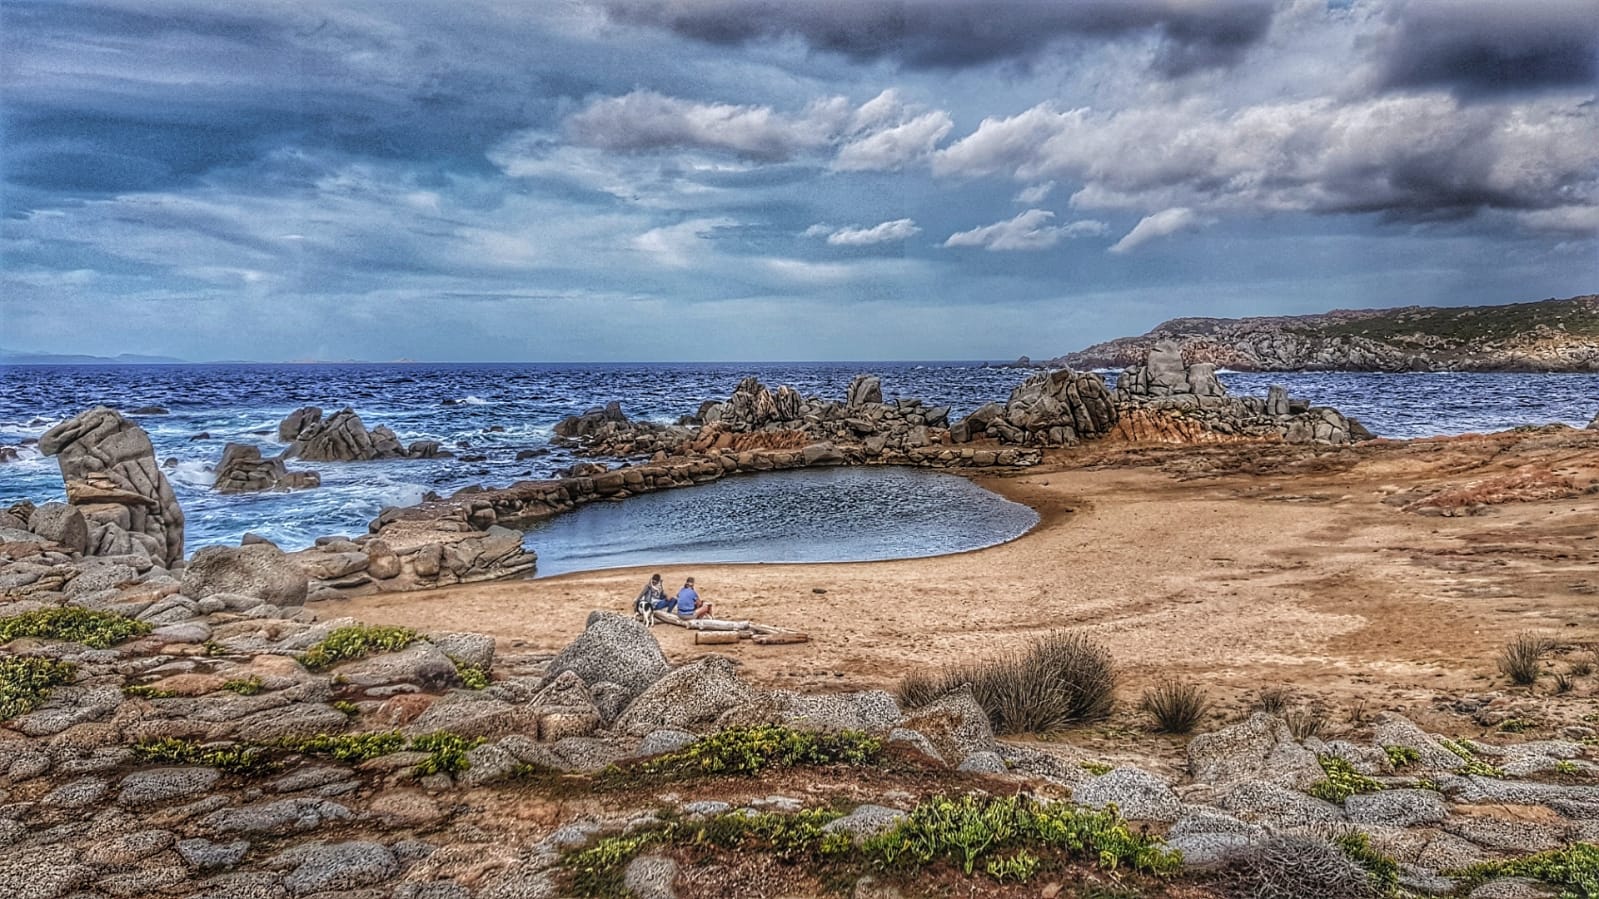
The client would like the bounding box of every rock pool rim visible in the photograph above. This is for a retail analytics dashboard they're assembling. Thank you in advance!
[517,465,1051,580]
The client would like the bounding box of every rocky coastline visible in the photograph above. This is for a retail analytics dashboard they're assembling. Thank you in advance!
[1052,294,1599,373]
[7,391,1599,897]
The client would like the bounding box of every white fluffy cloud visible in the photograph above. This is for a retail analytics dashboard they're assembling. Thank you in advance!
[1108,207,1210,253]
[807,218,922,246]
[943,210,1107,251]
[934,93,1599,226]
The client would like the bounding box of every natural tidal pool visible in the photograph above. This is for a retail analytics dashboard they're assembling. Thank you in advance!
[522,466,1040,577]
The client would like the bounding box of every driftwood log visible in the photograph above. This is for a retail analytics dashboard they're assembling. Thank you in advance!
[651,610,810,643]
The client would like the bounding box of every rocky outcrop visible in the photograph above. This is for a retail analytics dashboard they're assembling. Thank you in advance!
[39,406,184,566]
[1056,294,1599,373]
[280,407,414,462]
[950,369,1117,446]
[289,513,538,599]
[1112,341,1359,446]
[213,443,320,494]
[1588,410,1598,430]
[183,542,310,607]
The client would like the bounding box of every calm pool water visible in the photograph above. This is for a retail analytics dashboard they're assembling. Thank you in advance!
[522,466,1039,577]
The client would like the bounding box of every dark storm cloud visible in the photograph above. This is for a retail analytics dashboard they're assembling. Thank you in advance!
[1375,0,1599,96]
[1,1,583,200]
[596,0,1277,73]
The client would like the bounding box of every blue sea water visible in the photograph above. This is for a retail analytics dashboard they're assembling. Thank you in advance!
[1,363,1596,570]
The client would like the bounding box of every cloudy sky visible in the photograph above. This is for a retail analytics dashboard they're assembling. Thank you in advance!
[3,0,1596,362]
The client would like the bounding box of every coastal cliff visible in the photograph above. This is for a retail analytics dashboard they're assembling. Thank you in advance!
[1054,294,1599,373]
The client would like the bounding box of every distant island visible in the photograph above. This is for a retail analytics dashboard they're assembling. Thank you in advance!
[0,348,190,365]
[1046,294,1599,373]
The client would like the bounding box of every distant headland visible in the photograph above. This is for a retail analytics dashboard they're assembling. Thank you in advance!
[1041,294,1599,373]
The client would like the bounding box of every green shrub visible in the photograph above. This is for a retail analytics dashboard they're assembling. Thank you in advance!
[633,725,881,779]
[1308,756,1385,803]
[1333,830,1400,895]
[1138,678,1208,734]
[279,731,406,763]
[1080,760,1114,776]
[411,731,484,776]
[1500,632,1553,686]
[452,658,489,690]
[863,793,1179,879]
[332,699,360,717]
[0,607,151,648]
[300,625,417,671]
[898,630,1115,734]
[1455,842,1599,898]
[1440,738,1502,777]
[0,656,77,720]
[222,676,264,696]
[562,794,1179,898]
[130,737,273,775]
[123,683,175,699]
[1382,745,1419,769]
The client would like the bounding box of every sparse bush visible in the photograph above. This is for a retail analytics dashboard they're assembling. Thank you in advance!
[300,625,417,671]
[1500,632,1553,686]
[899,630,1115,734]
[1556,672,1577,694]
[0,656,77,720]
[0,607,151,648]
[1256,686,1295,715]
[1284,707,1327,741]
[1139,678,1208,734]
[1570,656,1595,678]
[1333,830,1400,895]
[1230,834,1387,899]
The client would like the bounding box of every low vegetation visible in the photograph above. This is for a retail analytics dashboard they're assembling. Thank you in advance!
[1307,756,1385,803]
[899,631,1116,734]
[1500,632,1554,686]
[1439,738,1503,778]
[222,676,264,695]
[122,683,176,699]
[131,737,273,775]
[1455,842,1599,898]
[0,607,151,648]
[625,725,881,781]
[1382,745,1419,769]
[564,793,1179,898]
[129,730,483,777]
[0,656,77,721]
[1138,678,1208,734]
[452,659,489,690]
[299,624,418,670]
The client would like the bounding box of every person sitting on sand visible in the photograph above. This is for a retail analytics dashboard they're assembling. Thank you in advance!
[675,577,714,620]
[634,573,670,622]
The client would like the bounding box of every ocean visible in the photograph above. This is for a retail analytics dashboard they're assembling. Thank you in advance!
[2,363,1596,568]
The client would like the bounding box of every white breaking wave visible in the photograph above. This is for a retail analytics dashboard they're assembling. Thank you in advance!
[460,395,491,405]
[166,460,217,488]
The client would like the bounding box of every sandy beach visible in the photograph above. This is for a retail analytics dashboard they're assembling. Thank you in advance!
[338,429,1599,729]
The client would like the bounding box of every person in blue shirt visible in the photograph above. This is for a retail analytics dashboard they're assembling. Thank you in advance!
[675,577,714,620]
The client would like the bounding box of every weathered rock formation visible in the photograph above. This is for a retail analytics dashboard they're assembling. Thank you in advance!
[1057,294,1599,373]
[213,443,321,494]
[290,511,538,599]
[1588,410,1598,430]
[950,369,1118,446]
[1112,341,1358,446]
[39,406,184,566]
[280,407,427,462]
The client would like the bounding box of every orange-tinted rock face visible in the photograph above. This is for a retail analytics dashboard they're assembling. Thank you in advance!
[1106,408,1278,445]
